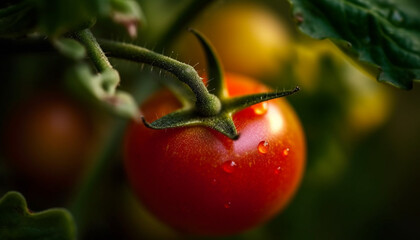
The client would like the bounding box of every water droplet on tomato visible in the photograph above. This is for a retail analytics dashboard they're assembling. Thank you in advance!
[282,148,290,157]
[211,178,217,185]
[274,166,281,175]
[251,102,268,115]
[224,202,232,209]
[258,141,269,154]
[222,161,237,173]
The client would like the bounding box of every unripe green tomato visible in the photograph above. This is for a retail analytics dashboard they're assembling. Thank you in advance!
[172,2,293,79]
[293,39,394,137]
[342,63,394,138]
[292,40,336,92]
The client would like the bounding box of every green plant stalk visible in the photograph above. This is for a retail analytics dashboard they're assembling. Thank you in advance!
[69,119,127,233]
[72,29,113,72]
[154,0,215,49]
[98,39,221,116]
[67,29,124,234]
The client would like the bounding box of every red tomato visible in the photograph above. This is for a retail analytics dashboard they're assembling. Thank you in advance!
[2,92,96,191]
[123,73,305,235]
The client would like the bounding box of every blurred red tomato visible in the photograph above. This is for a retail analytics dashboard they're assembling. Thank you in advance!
[2,91,96,191]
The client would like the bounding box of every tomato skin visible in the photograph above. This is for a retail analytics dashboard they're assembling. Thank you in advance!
[124,73,305,235]
[2,92,95,191]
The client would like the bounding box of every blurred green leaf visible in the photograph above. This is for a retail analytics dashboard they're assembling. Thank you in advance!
[33,0,104,36]
[0,0,100,37]
[0,2,37,37]
[0,191,76,240]
[289,0,420,89]
[0,0,144,37]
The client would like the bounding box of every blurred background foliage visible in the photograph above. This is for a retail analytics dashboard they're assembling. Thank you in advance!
[1,0,420,239]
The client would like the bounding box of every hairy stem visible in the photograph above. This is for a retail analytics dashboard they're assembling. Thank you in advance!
[72,29,113,72]
[98,39,221,116]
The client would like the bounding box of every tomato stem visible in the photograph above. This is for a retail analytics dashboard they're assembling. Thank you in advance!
[72,29,113,73]
[98,39,222,117]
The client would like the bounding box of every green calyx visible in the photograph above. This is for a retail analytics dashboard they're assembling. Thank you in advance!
[142,29,299,139]
[142,86,299,140]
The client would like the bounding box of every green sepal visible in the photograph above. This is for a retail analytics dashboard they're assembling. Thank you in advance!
[289,0,420,90]
[0,191,76,240]
[68,64,141,120]
[143,109,239,140]
[143,86,299,139]
[224,87,300,113]
[52,38,86,60]
[189,29,226,99]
